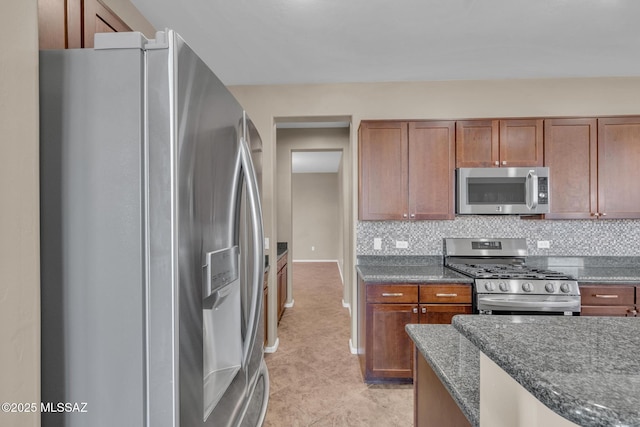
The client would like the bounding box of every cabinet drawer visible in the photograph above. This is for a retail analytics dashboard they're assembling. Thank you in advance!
[420,284,471,304]
[580,285,635,306]
[367,285,418,303]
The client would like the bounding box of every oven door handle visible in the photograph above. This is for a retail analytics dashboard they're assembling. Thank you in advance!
[526,170,539,210]
[480,298,579,310]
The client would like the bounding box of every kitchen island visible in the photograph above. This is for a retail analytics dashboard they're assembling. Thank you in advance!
[407,315,640,427]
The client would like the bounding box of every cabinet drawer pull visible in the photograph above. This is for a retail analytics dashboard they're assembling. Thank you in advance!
[412,307,418,314]
[594,294,618,299]
[435,293,458,297]
[421,307,427,314]
[381,292,403,297]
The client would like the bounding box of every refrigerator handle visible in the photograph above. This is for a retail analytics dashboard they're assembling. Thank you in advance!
[239,136,264,370]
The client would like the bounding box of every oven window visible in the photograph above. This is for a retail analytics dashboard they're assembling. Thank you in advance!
[467,178,526,204]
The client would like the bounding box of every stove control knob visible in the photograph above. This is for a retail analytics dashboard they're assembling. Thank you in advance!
[560,283,571,293]
[545,282,555,293]
[484,282,496,292]
[522,282,533,293]
[498,282,509,292]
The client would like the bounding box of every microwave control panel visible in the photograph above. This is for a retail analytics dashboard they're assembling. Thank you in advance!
[538,177,549,204]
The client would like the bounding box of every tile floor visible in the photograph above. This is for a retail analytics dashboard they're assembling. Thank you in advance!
[263,262,413,426]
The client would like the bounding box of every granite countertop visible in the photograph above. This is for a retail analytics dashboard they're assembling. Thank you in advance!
[357,255,640,284]
[528,256,640,284]
[452,315,640,427]
[406,324,479,427]
[356,256,474,284]
[277,242,288,258]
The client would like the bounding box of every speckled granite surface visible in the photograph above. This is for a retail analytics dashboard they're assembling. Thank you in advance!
[406,324,479,427]
[357,255,640,284]
[452,315,640,427]
[528,256,640,284]
[277,242,288,258]
[356,256,473,283]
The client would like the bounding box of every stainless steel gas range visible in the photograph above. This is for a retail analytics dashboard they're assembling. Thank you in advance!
[444,238,580,315]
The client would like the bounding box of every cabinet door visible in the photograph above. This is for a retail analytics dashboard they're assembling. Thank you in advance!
[544,118,598,219]
[366,303,418,380]
[456,120,499,168]
[499,119,543,167]
[597,117,640,219]
[277,267,286,322]
[82,0,131,48]
[359,121,408,220]
[581,306,637,317]
[408,121,455,220]
[263,285,268,346]
[38,0,82,49]
[420,304,472,324]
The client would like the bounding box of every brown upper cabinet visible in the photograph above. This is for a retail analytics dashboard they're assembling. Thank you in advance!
[544,118,598,219]
[456,119,543,168]
[38,0,131,50]
[545,117,640,219]
[596,117,640,219]
[359,121,455,220]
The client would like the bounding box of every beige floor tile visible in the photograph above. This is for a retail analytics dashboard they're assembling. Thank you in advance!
[263,262,413,426]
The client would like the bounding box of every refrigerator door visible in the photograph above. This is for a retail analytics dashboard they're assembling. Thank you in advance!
[145,31,267,426]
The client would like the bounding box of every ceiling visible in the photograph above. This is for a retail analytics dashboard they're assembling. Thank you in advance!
[130,0,640,86]
[292,151,342,173]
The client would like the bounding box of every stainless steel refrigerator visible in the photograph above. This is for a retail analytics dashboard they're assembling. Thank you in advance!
[39,30,268,426]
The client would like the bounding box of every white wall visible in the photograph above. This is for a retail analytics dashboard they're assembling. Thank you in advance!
[0,2,40,426]
[292,173,340,260]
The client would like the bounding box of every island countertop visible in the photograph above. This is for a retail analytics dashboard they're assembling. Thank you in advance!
[406,324,480,427]
[452,315,640,427]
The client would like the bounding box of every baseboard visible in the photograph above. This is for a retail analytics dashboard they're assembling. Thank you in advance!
[349,339,357,355]
[342,299,351,316]
[264,337,280,353]
[284,299,295,308]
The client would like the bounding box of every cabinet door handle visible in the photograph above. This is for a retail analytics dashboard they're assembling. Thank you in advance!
[410,213,415,218]
[594,294,618,299]
[502,161,507,165]
[412,307,418,314]
[381,292,403,297]
[421,307,427,314]
[435,293,458,297]
[627,309,638,316]
[403,213,408,218]
[494,161,499,166]
[601,213,607,217]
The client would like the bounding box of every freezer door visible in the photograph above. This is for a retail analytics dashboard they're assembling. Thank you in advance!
[145,30,267,427]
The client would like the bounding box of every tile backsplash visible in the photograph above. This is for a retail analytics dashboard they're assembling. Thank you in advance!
[357,216,640,256]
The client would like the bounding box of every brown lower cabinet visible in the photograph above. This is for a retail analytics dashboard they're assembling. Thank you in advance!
[277,253,288,323]
[414,347,471,427]
[263,270,269,346]
[579,284,638,317]
[358,280,472,383]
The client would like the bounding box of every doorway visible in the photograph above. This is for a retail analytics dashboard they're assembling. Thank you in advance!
[274,120,352,315]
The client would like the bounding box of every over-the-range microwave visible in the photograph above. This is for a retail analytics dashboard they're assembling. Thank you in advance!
[456,167,550,215]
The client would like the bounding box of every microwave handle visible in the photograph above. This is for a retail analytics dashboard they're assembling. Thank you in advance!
[526,171,539,210]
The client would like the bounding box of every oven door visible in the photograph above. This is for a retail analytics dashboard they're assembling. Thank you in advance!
[456,167,549,215]
[477,294,580,315]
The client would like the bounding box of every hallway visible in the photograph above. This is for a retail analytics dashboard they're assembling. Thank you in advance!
[263,262,413,426]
